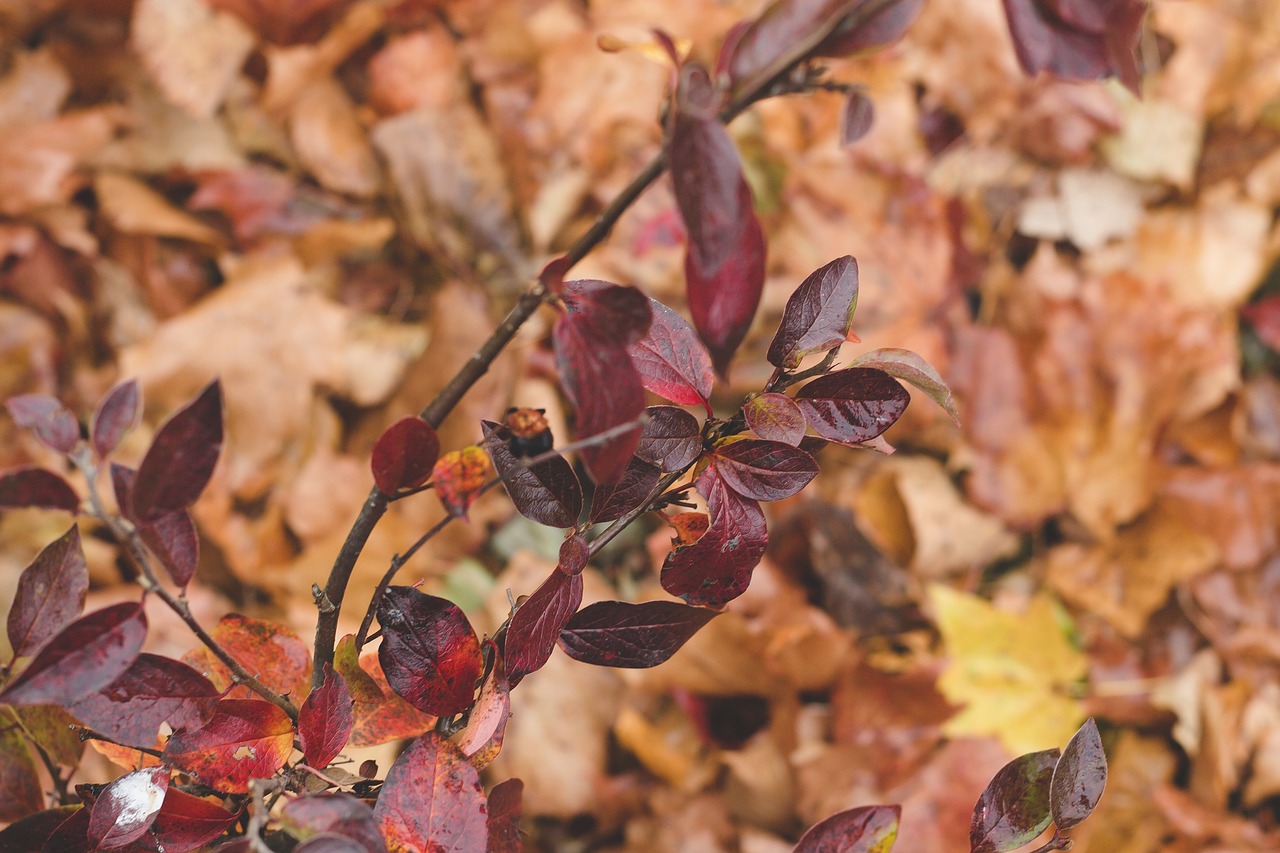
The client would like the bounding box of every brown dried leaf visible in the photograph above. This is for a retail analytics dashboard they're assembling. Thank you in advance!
[289,78,382,198]
[131,0,256,119]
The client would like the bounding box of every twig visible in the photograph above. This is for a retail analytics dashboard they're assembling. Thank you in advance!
[1028,833,1073,853]
[247,778,283,853]
[72,725,165,760]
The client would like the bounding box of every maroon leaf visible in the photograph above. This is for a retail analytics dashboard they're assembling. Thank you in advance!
[627,297,716,409]
[794,804,901,853]
[163,699,295,794]
[482,421,582,528]
[458,646,510,769]
[374,732,487,853]
[1050,718,1107,831]
[635,406,702,472]
[557,532,589,576]
[486,778,523,853]
[708,438,817,501]
[0,466,79,512]
[299,664,354,769]
[0,724,43,822]
[138,509,200,587]
[131,380,223,522]
[505,569,583,684]
[6,394,79,454]
[7,525,88,659]
[849,348,959,423]
[0,806,80,851]
[589,457,660,524]
[0,602,146,706]
[110,462,137,520]
[371,416,440,494]
[38,805,91,852]
[660,468,767,607]
[296,833,368,852]
[282,793,388,853]
[1001,0,1144,93]
[147,788,240,853]
[743,393,807,445]
[840,89,875,146]
[91,379,141,460]
[67,653,219,748]
[670,63,765,378]
[795,368,909,445]
[970,749,1060,853]
[558,600,718,668]
[767,256,860,370]
[87,766,168,850]
[377,587,482,718]
[813,0,925,57]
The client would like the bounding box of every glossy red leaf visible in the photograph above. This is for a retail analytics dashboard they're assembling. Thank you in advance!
[182,613,312,701]
[670,64,765,378]
[709,438,817,501]
[744,393,807,445]
[0,724,43,822]
[970,749,1059,853]
[377,587,482,718]
[7,525,88,659]
[371,416,440,494]
[163,699,295,794]
[91,379,141,460]
[840,89,875,146]
[635,406,702,472]
[373,732,487,853]
[589,457,660,524]
[505,569,583,684]
[433,446,494,520]
[458,646,510,769]
[299,664,354,769]
[767,256,859,370]
[0,602,145,706]
[557,532,589,576]
[795,368,909,445]
[131,380,223,522]
[87,766,168,850]
[486,778,523,853]
[627,297,715,408]
[68,653,219,748]
[0,806,80,851]
[482,421,581,528]
[0,466,80,512]
[660,468,767,607]
[1001,0,1144,93]
[1050,718,1107,830]
[558,600,718,668]
[138,509,199,587]
[813,0,924,57]
[794,804,901,853]
[6,394,79,454]
[282,793,388,853]
[850,347,959,423]
[147,788,240,853]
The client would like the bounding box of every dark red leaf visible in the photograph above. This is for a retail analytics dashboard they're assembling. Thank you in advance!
[558,600,718,668]
[371,416,440,494]
[0,724,43,822]
[1050,718,1107,830]
[1244,294,1280,351]
[432,446,494,520]
[670,64,765,378]
[0,806,80,851]
[709,438,817,501]
[68,653,219,749]
[849,347,959,423]
[795,368,909,445]
[7,525,88,659]
[377,587,482,718]
[970,749,1059,853]
[589,457,660,524]
[840,89,875,146]
[0,602,146,706]
[182,613,312,701]
[91,379,141,460]
[296,833,368,852]
[482,421,582,528]
[1000,0,1144,93]
[486,778,523,853]
[38,805,91,853]
[282,792,388,853]
[505,569,583,684]
[131,380,223,521]
[743,393,807,446]
[0,466,80,512]
[561,280,652,344]
[87,766,168,850]
[138,509,199,587]
[660,468,767,607]
[373,732,487,853]
[299,664,354,769]
[557,532,589,576]
[794,804,901,853]
[147,788,240,853]
[6,394,79,454]
[163,699,295,794]
[767,256,860,370]
[635,406,702,472]
[538,255,571,295]
[110,463,136,521]
[458,645,510,769]
[813,0,925,57]
[627,297,715,409]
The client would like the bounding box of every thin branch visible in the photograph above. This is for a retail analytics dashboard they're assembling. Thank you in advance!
[26,735,72,806]
[1028,833,1074,853]
[72,725,165,760]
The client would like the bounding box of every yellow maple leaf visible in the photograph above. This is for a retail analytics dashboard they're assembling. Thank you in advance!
[930,584,1087,755]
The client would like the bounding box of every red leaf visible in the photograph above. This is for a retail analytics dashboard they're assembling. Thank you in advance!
[346,649,435,748]
[558,600,718,668]
[6,525,88,658]
[1000,0,1144,93]
[87,766,168,850]
[813,0,925,57]
[486,778,523,853]
[6,394,79,454]
[163,699,295,794]
[1244,295,1280,351]
[743,393,807,446]
[794,804,901,853]
[557,532,589,576]
[131,380,223,521]
[374,732,487,853]
[670,64,765,378]
[561,280,653,344]
[660,468,766,607]
[709,438,818,501]
[182,613,312,701]
[282,793,388,853]
[0,806,80,850]
[0,602,146,706]
[970,749,1059,853]
[627,297,715,408]
[849,348,959,423]
[1050,718,1107,831]
[458,646,510,769]
[299,664,354,769]
[840,89,875,146]
[376,587,482,718]
[68,653,218,748]
[767,256,860,370]
[482,421,582,528]
[432,446,494,520]
[795,368,909,445]
[0,724,43,822]
[37,805,91,852]
[91,379,141,460]
[589,457,660,524]
[635,406,702,472]
[0,466,80,512]
[147,788,240,853]
[505,569,583,684]
[138,509,200,587]
[371,416,440,494]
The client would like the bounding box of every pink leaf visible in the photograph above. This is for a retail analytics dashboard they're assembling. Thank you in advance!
[374,733,487,853]
[299,664,354,769]
[0,466,79,512]
[505,569,583,684]
[377,587,482,718]
[371,416,440,494]
[458,645,510,769]
[6,394,79,454]
[131,380,223,521]
[91,379,141,460]
[627,297,715,408]
[558,600,718,668]
[6,525,88,658]
[660,468,767,607]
